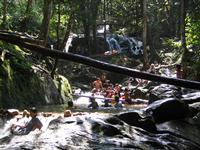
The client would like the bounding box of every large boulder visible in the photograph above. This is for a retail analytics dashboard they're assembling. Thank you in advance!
[35,70,73,105]
[145,98,189,124]
[111,111,157,133]
[132,88,148,100]
[148,84,182,104]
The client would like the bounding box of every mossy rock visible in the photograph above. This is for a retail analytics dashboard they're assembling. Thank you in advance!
[0,60,46,108]
[0,43,73,109]
[53,75,73,104]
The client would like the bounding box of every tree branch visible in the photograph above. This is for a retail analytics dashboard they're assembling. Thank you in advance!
[0,31,200,90]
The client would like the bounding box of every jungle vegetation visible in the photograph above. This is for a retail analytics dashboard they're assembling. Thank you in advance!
[0,0,200,108]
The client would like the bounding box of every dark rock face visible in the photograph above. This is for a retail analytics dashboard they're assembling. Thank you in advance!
[145,99,189,124]
[92,121,122,136]
[114,111,157,133]
[1,111,200,149]
[149,84,182,104]
[132,88,148,99]
[92,112,157,137]
[105,116,124,125]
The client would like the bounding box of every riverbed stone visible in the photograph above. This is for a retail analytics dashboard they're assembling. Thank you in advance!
[145,98,189,124]
[148,84,182,104]
[114,111,157,133]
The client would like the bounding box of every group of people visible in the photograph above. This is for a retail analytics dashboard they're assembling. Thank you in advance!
[89,74,133,109]
[89,63,183,109]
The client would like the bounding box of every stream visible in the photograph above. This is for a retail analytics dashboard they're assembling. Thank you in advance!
[0,92,200,150]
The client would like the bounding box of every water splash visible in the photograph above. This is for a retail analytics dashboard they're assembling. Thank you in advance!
[1,111,199,149]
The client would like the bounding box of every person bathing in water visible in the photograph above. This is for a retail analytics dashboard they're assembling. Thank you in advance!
[88,94,99,109]
[11,107,43,135]
[91,77,103,93]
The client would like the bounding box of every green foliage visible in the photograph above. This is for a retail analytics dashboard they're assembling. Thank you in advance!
[0,42,32,71]
[192,51,200,80]
[186,17,200,48]
[0,40,74,108]
[0,64,45,108]
[162,38,182,50]
[183,50,200,81]
[185,5,200,80]
[0,0,42,33]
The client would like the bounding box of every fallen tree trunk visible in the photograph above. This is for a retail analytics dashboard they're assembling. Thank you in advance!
[0,31,200,90]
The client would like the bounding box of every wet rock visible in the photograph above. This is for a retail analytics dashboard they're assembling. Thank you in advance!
[42,112,52,117]
[187,102,200,125]
[157,119,200,147]
[1,112,200,149]
[105,116,124,125]
[0,109,19,120]
[92,121,122,136]
[114,111,157,133]
[0,135,12,144]
[7,109,19,116]
[115,111,141,124]
[132,98,148,105]
[149,84,181,104]
[132,88,148,99]
[0,118,3,127]
[192,112,200,125]
[182,92,200,104]
[145,98,189,123]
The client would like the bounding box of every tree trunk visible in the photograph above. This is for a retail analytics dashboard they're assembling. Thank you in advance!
[51,14,74,78]
[40,0,53,47]
[1,0,8,29]
[60,15,74,51]
[0,31,200,90]
[56,0,61,50]
[142,0,149,70]
[180,0,187,50]
[20,0,33,32]
[91,0,100,54]
[180,0,188,78]
[50,0,61,79]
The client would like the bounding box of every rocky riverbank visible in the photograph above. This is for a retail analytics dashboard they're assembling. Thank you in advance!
[0,91,200,150]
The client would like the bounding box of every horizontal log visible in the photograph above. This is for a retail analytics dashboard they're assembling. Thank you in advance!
[0,31,200,90]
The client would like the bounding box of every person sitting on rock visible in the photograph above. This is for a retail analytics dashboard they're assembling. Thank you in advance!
[100,73,107,87]
[176,64,183,79]
[11,107,43,135]
[124,88,132,105]
[114,83,121,95]
[148,63,156,74]
[114,94,123,109]
[102,99,112,107]
[88,96,99,109]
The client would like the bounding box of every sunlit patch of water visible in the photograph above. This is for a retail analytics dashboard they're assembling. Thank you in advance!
[0,111,200,149]
[1,92,200,149]
[73,92,105,109]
